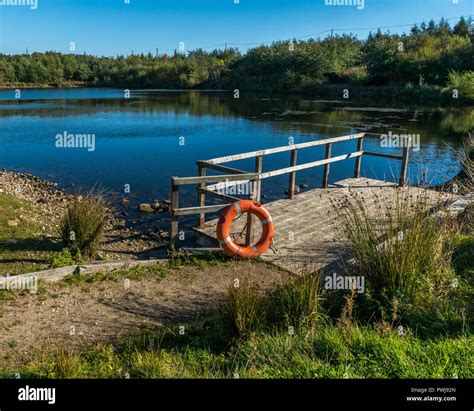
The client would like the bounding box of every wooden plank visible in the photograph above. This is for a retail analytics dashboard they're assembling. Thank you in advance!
[354,136,364,178]
[206,133,365,164]
[288,149,298,199]
[322,143,332,188]
[364,151,403,160]
[173,173,258,185]
[197,164,206,228]
[196,161,248,175]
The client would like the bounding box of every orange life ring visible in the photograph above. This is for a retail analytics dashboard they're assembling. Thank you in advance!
[216,200,274,259]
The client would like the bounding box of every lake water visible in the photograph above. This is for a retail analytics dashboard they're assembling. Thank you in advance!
[0,88,471,233]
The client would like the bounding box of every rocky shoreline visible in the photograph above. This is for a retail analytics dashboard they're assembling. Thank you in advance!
[0,170,169,260]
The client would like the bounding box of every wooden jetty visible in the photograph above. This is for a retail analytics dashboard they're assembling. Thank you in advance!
[169,133,454,274]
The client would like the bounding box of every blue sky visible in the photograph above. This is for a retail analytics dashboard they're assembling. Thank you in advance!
[0,0,472,56]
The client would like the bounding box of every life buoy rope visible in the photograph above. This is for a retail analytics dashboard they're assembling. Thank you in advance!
[216,200,274,259]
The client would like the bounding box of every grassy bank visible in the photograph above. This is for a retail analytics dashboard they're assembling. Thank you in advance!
[0,193,58,275]
[1,221,471,379]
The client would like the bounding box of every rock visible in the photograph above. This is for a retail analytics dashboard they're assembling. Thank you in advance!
[299,183,309,189]
[7,219,19,227]
[159,230,170,238]
[74,195,83,202]
[138,203,155,213]
[162,199,171,206]
[122,198,130,205]
[284,186,300,196]
[151,201,161,210]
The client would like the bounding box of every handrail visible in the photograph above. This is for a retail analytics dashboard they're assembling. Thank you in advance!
[203,133,365,165]
[172,173,258,185]
[169,133,411,248]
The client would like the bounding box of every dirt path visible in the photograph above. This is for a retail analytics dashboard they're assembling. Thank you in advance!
[0,262,291,371]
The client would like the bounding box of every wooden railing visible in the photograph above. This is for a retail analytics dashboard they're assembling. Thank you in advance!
[169,133,411,247]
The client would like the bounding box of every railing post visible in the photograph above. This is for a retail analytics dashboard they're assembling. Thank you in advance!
[288,148,298,199]
[399,136,410,186]
[254,155,263,202]
[197,164,206,228]
[322,143,332,188]
[170,177,180,249]
[354,136,364,178]
[245,155,263,246]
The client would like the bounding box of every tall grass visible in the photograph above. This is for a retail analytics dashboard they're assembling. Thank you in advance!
[454,132,474,194]
[224,279,265,338]
[58,190,108,258]
[334,187,459,327]
[273,274,323,329]
[223,274,324,339]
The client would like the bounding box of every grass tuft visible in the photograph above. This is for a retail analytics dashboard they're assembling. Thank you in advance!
[58,190,108,259]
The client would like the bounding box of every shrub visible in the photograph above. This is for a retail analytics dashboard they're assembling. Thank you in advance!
[46,248,77,268]
[447,70,474,99]
[58,190,108,258]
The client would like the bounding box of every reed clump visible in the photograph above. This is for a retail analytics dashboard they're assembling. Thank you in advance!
[58,189,108,259]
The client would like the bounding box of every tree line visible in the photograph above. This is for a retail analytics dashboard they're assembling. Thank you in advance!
[0,17,472,97]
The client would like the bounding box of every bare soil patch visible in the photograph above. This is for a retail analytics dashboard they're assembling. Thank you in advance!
[0,261,291,370]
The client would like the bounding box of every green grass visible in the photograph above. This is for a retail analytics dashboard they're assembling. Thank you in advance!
[453,235,474,278]
[3,322,471,379]
[0,193,59,275]
[3,263,470,379]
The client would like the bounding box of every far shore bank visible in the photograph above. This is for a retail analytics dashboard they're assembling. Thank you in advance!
[1,83,473,105]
